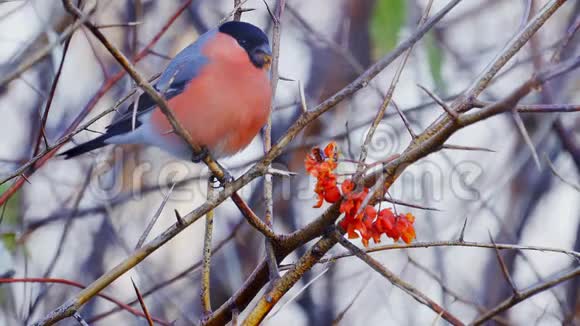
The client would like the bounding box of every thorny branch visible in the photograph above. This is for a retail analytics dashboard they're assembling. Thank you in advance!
[262,0,286,283]
[1,0,573,324]
[331,230,465,326]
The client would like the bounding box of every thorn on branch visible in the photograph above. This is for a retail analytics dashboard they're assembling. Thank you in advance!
[441,144,496,152]
[96,21,143,29]
[174,209,184,226]
[267,167,297,177]
[392,100,417,139]
[458,217,468,242]
[417,84,459,120]
[381,196,441,211]
[510,109,541,171]
[20,173,31,184]
[72,312,89,326]
[488,231,520,298]
[545,154,580,192]
[298,80,307,113]
[130,278,154,326]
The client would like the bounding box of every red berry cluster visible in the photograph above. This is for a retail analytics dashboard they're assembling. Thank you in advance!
[306,142,416,247]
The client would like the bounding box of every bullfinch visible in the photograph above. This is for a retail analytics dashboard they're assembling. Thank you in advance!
[60,21,273,161]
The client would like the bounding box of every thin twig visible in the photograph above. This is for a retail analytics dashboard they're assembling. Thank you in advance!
[135,182,175,250]
[33,26,74,156]
[488,231,520,297]
[511,109,542,169]
[96,21,142,29]
[220,0,250,24]
[88,219,244,324]
[233,0,242,21]
[0,0,194,198]
[130,278,154,326]
[381,196,441,211]
[545,155,580,191]
[0,14,88,89]
[357,0,433,168]
[314,240,580,265]
[472,100,580,113]
[0,278,170,325]
[417,84,458,119]
[407,257,509,324]
[472,267,580,325]
[72,312,89,326]
[35,1,576,324]
[440,144,495,152]
[458,217,469,242]
[332,275,371,325]
[332,231,465,326]
[262,0,286,282]
[201,179,216,318]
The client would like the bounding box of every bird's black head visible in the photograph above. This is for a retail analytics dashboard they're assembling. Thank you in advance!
[219,21,272,69]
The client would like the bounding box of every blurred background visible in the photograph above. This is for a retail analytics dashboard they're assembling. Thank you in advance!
[0,0,578,325]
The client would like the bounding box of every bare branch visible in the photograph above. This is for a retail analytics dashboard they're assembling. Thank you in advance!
[332,231,465,326]
[472,267,580,325]
[130,279,154,326]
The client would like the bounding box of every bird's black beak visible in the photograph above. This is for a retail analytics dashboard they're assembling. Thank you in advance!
[252,44,273,69]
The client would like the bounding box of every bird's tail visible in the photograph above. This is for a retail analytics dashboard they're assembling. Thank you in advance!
[59,134,111,159]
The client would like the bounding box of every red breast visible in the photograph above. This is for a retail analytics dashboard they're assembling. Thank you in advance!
[150,32,272,156]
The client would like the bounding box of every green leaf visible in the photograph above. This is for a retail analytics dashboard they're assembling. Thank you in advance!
[371,0,406,55]
[425,32,446,91]
[1,233,17,252]
[0,184,20,226]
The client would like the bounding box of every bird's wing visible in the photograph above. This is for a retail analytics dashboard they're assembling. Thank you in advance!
[105,31,215,135]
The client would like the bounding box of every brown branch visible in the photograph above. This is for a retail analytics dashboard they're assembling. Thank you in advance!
[241,234,338,325]
[72,312,89,326]
[357,0,433,167]
[233,0,242,21]
[201,180,216,318]
[135,182,175,249]
[331,275,369,325]
[545,155,580,191]
[0,0,195,200]
[0,15,87,89]
[407,257,510,325]
[230,194,278,239]
[301,240,580,266]
[60,0,222,178]
[0,278,170,325]
[232,2,571,322]
[472,100,580,113]
[472,267,580,325]
[489,232,520,297]
[71,0,279,248]
[417,84,458,119]
[34,0,575,324]
[33,26,74,156]
[262,0,286,284]
[462,0,567,99]
[332,231,465,326]
[88,219,244,324]
[130,279,154,326]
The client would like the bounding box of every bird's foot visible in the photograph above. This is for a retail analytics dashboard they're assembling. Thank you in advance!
[209,171,234,189]
[191,147,209,163]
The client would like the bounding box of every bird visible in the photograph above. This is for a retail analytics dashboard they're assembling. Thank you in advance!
[60,21,273,162]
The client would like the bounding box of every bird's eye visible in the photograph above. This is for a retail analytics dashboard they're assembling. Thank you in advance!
[239,39,247,45]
